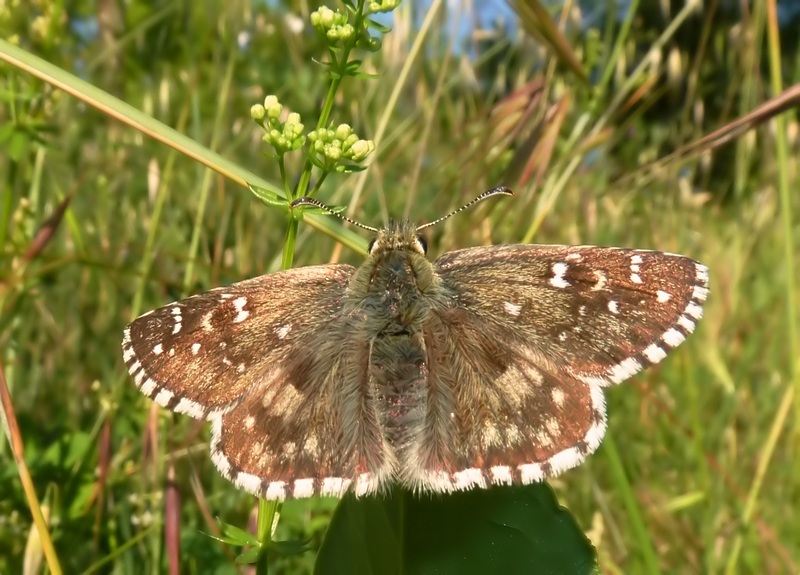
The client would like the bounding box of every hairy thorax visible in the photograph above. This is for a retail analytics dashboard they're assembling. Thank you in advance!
[346,248,437,450]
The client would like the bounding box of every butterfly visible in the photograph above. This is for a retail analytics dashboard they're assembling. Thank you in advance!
[122,187,708,500]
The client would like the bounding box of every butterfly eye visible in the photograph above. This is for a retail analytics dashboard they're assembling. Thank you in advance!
[415,234,428,254]
[368,238,378,254]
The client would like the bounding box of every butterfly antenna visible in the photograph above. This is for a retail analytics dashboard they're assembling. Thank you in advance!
[291,197,380,233]
[415,185,513,232]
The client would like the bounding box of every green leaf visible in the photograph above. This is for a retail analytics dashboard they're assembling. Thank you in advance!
[292,203,347,218]
[266,538,313,556]
[248,184,290,209]
[235,546,262,564]
[367,19,392,34]
[315,484,596,575]
[205,521,260,547]
[335,164,368,173]
[346,60,363,74]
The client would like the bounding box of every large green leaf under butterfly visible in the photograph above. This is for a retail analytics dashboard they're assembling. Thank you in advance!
[122,201,708,500]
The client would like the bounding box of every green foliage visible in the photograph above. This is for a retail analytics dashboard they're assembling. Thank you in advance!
[1,0,799,574]
[316,484,595,575]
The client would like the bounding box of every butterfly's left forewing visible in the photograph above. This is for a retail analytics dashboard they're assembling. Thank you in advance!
[405,244,708,492]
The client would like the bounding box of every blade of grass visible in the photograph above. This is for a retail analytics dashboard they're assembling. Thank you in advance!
[0,38,366,255]
[601,432,660,574]
[0,359,63,575]
[350,0,445,215]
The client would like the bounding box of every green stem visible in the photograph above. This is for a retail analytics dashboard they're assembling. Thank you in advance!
[282,218,299,270]
[278,156,291,200]
[256,5,372,572]
[296,0,367,199]
[256,499,279,574]
[310,170,331,197]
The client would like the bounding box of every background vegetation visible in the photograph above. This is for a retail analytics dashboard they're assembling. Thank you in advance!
[1,0,799,573]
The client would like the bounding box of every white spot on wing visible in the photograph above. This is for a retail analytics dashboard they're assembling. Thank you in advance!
[591,270,608,291]
[266,481,287,500]
[122,345,135,363]
[630,273,643,284]
[140,378,157,396]
[662,327,686,348]
[677,316,695,333]
[504,301,522,316]
[642,343,668,364]
[232,296,249,323]
[235,472,265,496]
[128,360,142,379]
[657,290,671,303]
[549,262,570,288]
[519,463,545,483]
[276,324,291,339]
[153,343,163,355]
[171,307,182,334]
[321,477,351,497]
[609,357,642,384]
[608,300,619,314]
[696,264,709,283]
[244,415,255,429]
[293,478,315,498]
[209,419,230,477]
[547,447,586,475]
[191,343,201,355]
[154,388,175,406]
[423,470,454,493]
[686,302,703,320]
[584,384,608,451]
[693,286,709,302]
[174,397,205,419]
[552,388,566,407]
[452,468,486,490]
[490,466,513,485]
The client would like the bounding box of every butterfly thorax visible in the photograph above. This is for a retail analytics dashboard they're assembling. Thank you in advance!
[346,221,441,333]
[342,222,444,450]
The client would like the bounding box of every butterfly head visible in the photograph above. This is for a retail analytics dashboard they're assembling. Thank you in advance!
[368,220,428,258]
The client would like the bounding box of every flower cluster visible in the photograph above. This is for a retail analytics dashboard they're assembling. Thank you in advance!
[308,124,375,169]
[310,6,354,44]
[251,95,305,154]
[366,0,402,14]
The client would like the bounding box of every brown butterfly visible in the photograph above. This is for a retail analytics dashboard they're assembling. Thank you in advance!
[122,187,708,499]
